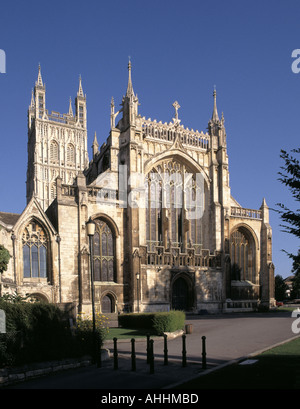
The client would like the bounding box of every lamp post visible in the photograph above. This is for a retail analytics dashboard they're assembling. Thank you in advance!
[136,272,140,313]
[11,233,16,285]
[56,235,62,303]
[86,217,99,366]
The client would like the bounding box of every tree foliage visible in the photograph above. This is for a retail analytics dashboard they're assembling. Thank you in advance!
[277,148,300,296]
[275,275,288,301]
[277,149,300,261]
[0,245,10,275]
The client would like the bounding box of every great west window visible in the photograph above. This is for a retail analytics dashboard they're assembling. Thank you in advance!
[146,159,204,253]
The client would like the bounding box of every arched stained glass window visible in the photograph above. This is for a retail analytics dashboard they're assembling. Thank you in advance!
[93,220,115,282]
[230,228,255,282]
[146,159,204,253]
[22,220,48,279]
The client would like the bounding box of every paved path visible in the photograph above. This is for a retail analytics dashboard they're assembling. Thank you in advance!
[2,311,299,390]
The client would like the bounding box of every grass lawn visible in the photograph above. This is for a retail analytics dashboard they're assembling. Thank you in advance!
[176,337,300,390]
[105,327,156,340]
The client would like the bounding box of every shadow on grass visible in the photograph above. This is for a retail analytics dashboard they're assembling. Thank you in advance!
[176,355,300,390]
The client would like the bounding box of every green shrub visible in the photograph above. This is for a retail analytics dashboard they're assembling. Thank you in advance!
[75,311,109,356]
[153,311,185,334]
[0,300,75,367]
[118,310,185,335]
[118,312,154,331]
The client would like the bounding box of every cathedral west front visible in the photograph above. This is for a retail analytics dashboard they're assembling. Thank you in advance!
[0,62,275,316]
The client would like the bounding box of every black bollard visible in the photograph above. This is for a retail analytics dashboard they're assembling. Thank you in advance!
[182,334,187,367]
[202,336,206,369]
[131,338,136,371]
[113,337,118,370]
[146,333,150,364]
[149,339,154,374]
[163,334,168,366]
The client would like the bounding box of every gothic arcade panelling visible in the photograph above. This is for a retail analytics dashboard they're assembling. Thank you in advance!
[58,205,79,301]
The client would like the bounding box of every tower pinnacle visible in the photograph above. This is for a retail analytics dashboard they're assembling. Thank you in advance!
[68,97,73,116]
[36,64,44,87]
[78,75,84,97]
[126,58,134,98]
[212,86,219,122]
[30,89,35,109]
[92,131,99,157]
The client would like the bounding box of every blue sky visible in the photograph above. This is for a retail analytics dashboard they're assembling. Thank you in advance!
[0,0,299,278]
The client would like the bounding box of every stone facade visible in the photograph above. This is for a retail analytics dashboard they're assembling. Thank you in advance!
[0,63,275,315]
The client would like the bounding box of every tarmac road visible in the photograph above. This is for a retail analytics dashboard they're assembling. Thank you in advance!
[2,310,299,391]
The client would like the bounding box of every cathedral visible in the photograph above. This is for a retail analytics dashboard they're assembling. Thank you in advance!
[0,62,275,316]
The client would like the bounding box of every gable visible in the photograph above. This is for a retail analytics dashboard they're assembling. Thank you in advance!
[13,197,57,237]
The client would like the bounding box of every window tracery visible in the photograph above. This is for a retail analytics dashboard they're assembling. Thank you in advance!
[146,158,204,253]
[22,220,48,279]
[230,228,255,282]
[50,140,59,161]
[93,220,115,282]
[67,144,75,163]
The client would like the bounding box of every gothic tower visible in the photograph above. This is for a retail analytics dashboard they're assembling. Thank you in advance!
[26,65,89,210]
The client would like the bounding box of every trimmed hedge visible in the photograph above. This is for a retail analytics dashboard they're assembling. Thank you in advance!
[118,310,185,335]
[0,301,108,367]
[0,300,74,367]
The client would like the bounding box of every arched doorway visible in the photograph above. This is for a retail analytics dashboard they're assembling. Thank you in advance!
[29,292,49,303]
[172,277,189,311]
[101,294,114,313]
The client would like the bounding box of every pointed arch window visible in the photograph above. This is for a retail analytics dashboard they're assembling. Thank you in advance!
[22,221,48,279]
[50,140,59,162]
[92,220,115,282]
[67,144,75,164]
[146,159,204,253]
[230,228,255,282]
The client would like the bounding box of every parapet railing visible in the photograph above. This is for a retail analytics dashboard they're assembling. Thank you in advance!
[230,206,262,220]
[141,118,210,150]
